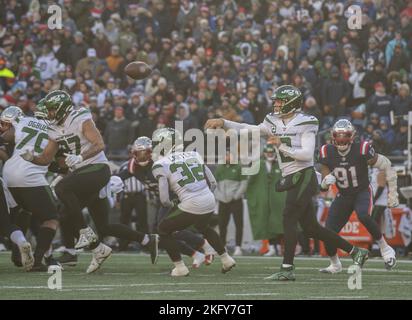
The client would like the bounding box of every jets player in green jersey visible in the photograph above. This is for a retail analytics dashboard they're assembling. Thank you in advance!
[205,85,369,281]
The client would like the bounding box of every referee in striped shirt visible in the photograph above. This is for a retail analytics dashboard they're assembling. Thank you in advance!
[117,161,147,251]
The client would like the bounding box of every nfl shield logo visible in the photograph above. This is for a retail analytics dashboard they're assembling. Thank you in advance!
[271,125,276,134]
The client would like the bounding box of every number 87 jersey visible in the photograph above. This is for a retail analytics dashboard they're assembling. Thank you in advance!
[319,141,375,195]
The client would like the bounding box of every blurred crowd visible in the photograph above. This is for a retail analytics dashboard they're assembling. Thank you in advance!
[0,0,411,160]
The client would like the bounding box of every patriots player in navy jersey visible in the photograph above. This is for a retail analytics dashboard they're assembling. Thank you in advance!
[319,119,398,273]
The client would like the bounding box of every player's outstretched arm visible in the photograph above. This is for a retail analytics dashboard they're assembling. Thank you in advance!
[80,119,105,161]
[204,118,269,136]
[22,138,59,166]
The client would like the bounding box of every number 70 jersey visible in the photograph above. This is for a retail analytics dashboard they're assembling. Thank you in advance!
[3,116,49,187]
[152,151,216,214]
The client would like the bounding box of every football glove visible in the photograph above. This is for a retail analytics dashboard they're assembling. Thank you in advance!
[20,149,34,162]
[321,173,336,190]
[64,153,83,168]
[110,176,124,194]
[388,190,399,208]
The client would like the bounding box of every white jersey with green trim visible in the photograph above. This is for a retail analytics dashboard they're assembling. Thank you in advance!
[48,107,108,169]
[259,112,319,176]
[3,116,49,187]
[152,151,216,214]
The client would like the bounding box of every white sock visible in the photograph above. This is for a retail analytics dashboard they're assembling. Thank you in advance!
[66,248,77,256]
[174,260,185,268]
[377,237,388,249]
[220,252,229,259]
[92,243,104,253]
[141,234,149,246]
[330,254,341,265]
[10,230,27,247]
[235,245,241,250]
[268,245,275,251]
[202,240,214,254]
[282,264,293,268]
[192,251,204,259]
[44,247,52,258]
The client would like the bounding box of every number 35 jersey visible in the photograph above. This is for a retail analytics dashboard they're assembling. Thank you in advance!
[319,141,375,195]
[3,117,49,187]
[152,151,216,214]
[48,108,108,169]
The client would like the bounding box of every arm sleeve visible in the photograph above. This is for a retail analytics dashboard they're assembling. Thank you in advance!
[372,154,397,193]
[278,131,316,162]
[158,176,173,208]
[204,165,217,192]
[223,119,271,136]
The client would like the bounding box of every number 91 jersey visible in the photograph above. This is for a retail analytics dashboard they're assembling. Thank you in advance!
[3,117,49,187]
[319,141,375,195]
[152,151,216,214]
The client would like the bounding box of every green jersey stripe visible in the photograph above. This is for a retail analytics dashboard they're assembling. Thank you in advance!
[295,120,319,126]
[69,110,90,126]
[264,116,276,126]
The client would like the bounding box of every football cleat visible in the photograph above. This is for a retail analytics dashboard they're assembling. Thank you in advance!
[221,254,236,273]
[265,265,296,281]
[233,246,242,256]
[86,243,112,274]
[381,245,397,270]
[11,243,22,267]
[18,242,34,271]
[28,262,48,272]
[45,255,63,270]
[264,245,276,257]
[350,247,369,267]
[319,263,343,274]
[192,252,205,269]
[75,226,98,250]
[56,252,78,267]
[171,265,190,277]
[146,234,159,264]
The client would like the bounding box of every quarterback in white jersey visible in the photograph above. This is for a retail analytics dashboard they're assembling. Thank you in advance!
[151,128,235,277]
[205,85,369,281]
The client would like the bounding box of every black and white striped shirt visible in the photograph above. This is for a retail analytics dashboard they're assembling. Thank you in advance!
[118,162,144,194]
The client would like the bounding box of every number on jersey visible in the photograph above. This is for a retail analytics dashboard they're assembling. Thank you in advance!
[170,162,205,187]
[334,166,358,189]
[16,127,48,153]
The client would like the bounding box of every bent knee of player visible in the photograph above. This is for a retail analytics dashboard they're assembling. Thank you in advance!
[42,219,59,230]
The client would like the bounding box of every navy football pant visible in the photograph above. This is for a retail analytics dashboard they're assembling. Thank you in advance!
[325,187,382,257]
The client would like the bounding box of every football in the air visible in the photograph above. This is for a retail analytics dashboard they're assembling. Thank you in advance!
[124,61,153,80]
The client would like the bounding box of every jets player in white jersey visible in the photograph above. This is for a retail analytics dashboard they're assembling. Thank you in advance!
[205,85,369,281]
[21,90,158,273]
[0,105,58,271]
[151,128,235,276]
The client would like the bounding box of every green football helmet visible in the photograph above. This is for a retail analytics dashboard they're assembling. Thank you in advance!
[270,85,303,118]
[152,127,183,158]
[34,98,48,120]
[0,106,23,131]
[44,90,73,124]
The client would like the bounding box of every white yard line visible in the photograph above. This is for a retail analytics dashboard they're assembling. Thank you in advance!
[225,293,280,296]
[306,296,369,299]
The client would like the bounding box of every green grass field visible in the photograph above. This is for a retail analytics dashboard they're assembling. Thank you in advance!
[1,252,411,300]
